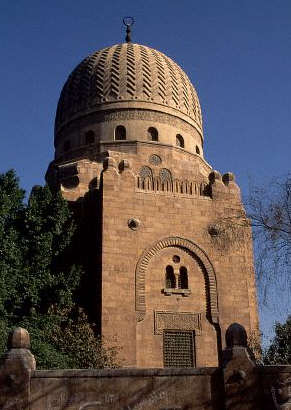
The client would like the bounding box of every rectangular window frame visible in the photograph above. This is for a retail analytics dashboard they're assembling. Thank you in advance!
[163,329,196,368]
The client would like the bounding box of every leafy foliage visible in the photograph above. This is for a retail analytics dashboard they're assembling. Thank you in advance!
[0,170,25,319]
[49,308,118,369]
[0,170,117,369]
[263,316,291,365]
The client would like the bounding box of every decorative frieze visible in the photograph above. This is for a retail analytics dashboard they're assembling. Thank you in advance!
[154,311,202,335]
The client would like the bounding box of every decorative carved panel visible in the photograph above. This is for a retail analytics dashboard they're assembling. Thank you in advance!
[139,166,153,179]
[159,168,172,183]
[149,154,162,166]
[154,311,202,335]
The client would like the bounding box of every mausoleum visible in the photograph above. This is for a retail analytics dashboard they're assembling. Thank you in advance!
[46,25,259,368]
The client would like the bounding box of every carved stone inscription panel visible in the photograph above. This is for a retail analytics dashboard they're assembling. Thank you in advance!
[154,311,202,335]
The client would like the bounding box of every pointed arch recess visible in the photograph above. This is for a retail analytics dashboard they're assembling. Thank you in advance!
[135,236,219,323]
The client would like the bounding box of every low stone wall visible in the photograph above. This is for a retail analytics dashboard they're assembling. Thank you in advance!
[0,325,290,410]
[258,366,291,410]
[30,367,222,409]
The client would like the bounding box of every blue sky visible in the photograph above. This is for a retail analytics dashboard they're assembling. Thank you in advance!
[1,0,290,344]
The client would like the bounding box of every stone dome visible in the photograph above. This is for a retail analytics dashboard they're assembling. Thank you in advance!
[55,43,203,138]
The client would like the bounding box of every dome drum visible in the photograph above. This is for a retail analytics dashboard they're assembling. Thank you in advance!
[54,108,203,160]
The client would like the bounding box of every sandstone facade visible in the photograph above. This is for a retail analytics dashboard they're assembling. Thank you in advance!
[46,42,259,368]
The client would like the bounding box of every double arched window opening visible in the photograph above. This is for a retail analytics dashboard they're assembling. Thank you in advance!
[165,265,188,290]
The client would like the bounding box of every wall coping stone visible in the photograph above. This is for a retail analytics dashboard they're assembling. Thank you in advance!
[257,365,291,374]
[31,367,219,379]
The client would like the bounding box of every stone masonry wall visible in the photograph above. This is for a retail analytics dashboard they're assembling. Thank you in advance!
[100,145,259,368]
[46,141,259,369]
[1,326,290,410]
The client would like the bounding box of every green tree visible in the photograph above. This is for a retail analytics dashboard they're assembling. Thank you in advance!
[263,316,291,365]
[19,184,81,316]
[0,170,117,369]
[0,170,25,319]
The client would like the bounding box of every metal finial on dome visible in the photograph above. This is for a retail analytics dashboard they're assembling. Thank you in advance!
[123,16,134,43]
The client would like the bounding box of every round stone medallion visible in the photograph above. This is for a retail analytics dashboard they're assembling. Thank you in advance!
[149,154,162,166]
[128,218,140,231]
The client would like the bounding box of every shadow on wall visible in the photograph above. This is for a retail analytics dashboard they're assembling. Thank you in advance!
[0,325,291,409]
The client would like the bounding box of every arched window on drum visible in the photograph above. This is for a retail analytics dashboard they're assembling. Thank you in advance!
[148,127,158,142]
[115,125,126,140]
[176,134,184,148]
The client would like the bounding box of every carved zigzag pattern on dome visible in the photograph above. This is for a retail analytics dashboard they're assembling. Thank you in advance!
[126,43,136,97]
[151,49,166,102]
[93,48,109,99]
[140,46,152,98]
[55,43,203,132]
[110,45,121,99]
[160,53,179,107]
